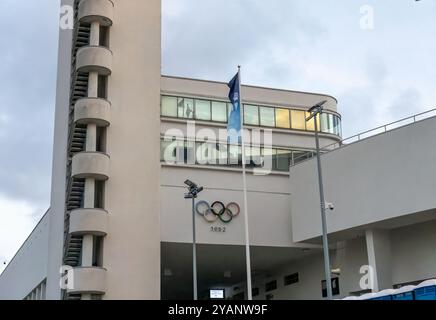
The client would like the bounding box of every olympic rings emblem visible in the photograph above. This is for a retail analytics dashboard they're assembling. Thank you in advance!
[195,201,241,224]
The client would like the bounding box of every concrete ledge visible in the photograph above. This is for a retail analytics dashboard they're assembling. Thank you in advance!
[79,0,114,26]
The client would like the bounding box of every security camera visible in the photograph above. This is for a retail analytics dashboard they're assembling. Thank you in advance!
[325,203,335,211]
[184,180,197,188]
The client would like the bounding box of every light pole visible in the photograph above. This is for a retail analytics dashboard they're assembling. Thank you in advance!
[184,179,204,301]
[306,101,333,300]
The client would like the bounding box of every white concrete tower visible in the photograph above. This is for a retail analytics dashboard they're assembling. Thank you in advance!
[47,0,162,300]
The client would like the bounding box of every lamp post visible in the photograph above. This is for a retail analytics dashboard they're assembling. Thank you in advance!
[306,101,333,300]
[184,179,204,301]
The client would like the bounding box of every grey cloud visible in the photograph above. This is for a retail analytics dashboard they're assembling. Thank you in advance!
[0,1,59,211]
[162,0,327,83]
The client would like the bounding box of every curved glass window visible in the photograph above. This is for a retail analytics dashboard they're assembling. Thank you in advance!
[177,97,194,119]
[195,99,211,121]
[260,107,275,127]
[291,110,306,130]
[161,96,178,117]
[276,109,291,128]
[161,138,316,171]
[161,95,341,137]
[244,105,259,125]
[212,101,227,122]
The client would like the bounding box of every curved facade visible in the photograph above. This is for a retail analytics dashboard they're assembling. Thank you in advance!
[69,209,109,236]
[76,46,112,76]
[71,152,110,180]
[74,98,111,127]
[67,267,107,295]
[78,0,114,26]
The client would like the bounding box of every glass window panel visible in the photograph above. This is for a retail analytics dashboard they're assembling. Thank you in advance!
[195,99,211,121]
[276,108,291,128]
[320,113,329,133]
[262,148,276,171]
[196,142,213,165]
[228,144,241,166]
[292,151,313,165]
[177,97,194,119]
[317,115,321,131]
[179,140,195,164]
[244,105,259,126]
[276,149,292,171]
[306,112,315,131]
[246,146,262,167]
[161,96,177,117]
[196,142,226,166]
[334,116,342,136]
[160,140,177,162]
[212,101,228,122]
[328,114,335,134]
[291,110,306,130]
[215,143,229,165]
[260,107,275,127]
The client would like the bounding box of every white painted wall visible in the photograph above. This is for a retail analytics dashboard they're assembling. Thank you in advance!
[290,116,436,242]
[46,0,73,299]
[160,166,297,247]
[227,237,368,300]
[391,220,436,285]
[0,212,50,300]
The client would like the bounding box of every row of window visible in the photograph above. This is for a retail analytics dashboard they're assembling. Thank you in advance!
[24,280,46,301]
[160,139,315,171]
[161,95,342,136]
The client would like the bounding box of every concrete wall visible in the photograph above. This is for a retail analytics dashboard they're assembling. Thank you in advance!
[161,166,296,247]
[290,116,436,242]
[226,237,368,300]
[46,0,73,299]
[391,220,436,285]
[0,212,50,300]
[102,0,162,299]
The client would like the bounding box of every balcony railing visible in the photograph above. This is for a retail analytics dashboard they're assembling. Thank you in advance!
[291,107,436,166]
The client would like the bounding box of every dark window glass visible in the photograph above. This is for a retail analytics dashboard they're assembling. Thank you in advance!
[233,292,245,300]
[94,180,105,209]
[284,273,299,286]
[92,236,104,267]
[96,126,106,153]
[97,75,108,99]
[276,149,292,171]
[252,288,260,297]
[265,280,277,292]
[322,277,340,298]
[99,26,110,47]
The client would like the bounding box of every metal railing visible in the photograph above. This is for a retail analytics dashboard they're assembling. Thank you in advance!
[292,108,436,166]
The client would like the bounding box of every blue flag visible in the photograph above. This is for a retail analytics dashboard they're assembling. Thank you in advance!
[227,72,241,144]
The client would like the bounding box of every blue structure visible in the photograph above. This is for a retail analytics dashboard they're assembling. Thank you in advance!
[343,280,436,300]
[414,280,436,300]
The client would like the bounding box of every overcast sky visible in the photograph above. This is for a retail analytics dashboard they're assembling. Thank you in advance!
[0,0,435,273]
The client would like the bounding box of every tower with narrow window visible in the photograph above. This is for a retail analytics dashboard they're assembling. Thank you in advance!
[47,0,162,300]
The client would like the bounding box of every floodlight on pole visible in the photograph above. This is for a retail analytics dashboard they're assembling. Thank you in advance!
[306,100,333,300]
[184,179,204,301]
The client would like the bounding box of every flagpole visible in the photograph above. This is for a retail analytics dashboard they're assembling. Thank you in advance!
[238,66,253,300]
